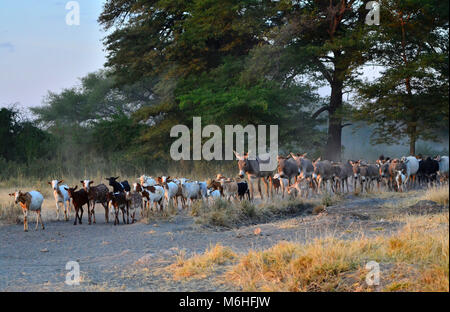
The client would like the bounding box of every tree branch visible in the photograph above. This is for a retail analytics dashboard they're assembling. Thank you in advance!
[312,106,330,119]
[313,58,333,84]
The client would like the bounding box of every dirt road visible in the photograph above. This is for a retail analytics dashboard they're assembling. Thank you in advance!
[0,193,444,291]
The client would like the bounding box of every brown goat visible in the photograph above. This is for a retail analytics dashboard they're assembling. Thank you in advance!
[106,192,128,225]
[64,186,88,225]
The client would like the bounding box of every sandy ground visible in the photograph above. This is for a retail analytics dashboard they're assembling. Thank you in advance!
[0,191,446,292]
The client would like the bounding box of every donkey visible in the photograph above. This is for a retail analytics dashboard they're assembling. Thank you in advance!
[234,151,274,200]
[277,155,299,185]
[290,153,316,192]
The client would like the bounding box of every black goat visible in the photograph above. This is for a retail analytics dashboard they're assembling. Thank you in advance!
[106,177,131,193]
[237,182,250,201]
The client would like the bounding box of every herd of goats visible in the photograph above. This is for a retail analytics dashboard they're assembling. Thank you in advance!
[7,152,449,232]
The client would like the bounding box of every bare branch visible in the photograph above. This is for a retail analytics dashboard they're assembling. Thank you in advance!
[341,123,352,128]
[313,58,333,84]
[312,106,330,119]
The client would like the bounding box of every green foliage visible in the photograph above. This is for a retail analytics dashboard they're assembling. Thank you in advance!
[90,113,144,161]
[99,0,327,161]
[0,107,55,165]
[355,0,449,153]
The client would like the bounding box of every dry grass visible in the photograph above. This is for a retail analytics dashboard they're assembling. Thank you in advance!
[421,185,449,206]
[140,203,179,224]
[0,200,22,224]
[191,198,314,228]
[321,192,345,207]
[224,213,448,292]
[167,244,237,280]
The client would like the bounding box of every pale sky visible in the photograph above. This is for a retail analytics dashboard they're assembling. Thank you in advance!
[0,0,107,110]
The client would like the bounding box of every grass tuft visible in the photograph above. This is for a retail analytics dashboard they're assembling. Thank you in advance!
[168,243,237,280]
[421,185,449,206]
[0,201,22,224]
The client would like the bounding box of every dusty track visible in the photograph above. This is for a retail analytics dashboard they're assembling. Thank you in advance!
[0,192,446,291]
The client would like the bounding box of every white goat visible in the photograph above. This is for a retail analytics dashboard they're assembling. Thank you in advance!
[181,181,201,208]
[401,156,419,188]
[198,181,208,198]
[207,188,222,203]
[48,180,71,221]
[9,190,45,231]
[139,175,157,187]
[146,185,165,211]
[163,181,179,209]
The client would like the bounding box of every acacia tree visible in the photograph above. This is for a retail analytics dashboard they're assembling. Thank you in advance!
[259,0,373,161]
[99,0,325,161]
[356,0,449,154]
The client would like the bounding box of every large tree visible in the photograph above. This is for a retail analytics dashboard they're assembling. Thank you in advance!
[356,0,449,154]
[255,0,373,161]
[99,0,326,162]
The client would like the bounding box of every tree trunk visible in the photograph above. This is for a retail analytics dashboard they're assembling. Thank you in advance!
[324,80,343,161]
[409,136,416,155]
[408,124,416,155]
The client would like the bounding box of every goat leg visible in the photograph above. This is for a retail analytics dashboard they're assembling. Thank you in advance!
[122,207,126,224]
[91,202,96,224]
[79,207,83,224]
[104,203,109,223]
[39,211,45,230]
[87,202,91,225]
[73,207,78,225]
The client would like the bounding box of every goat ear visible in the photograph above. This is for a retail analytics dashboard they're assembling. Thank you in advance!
[80,180,84,184]
[115,177,119,180]
[234,150,244,159]
[8,193,14,197]
[64,187,69,191]
[58,180,63,184]
[74,185,78,191]
[47,181,51,185]
[89,181,94,185]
